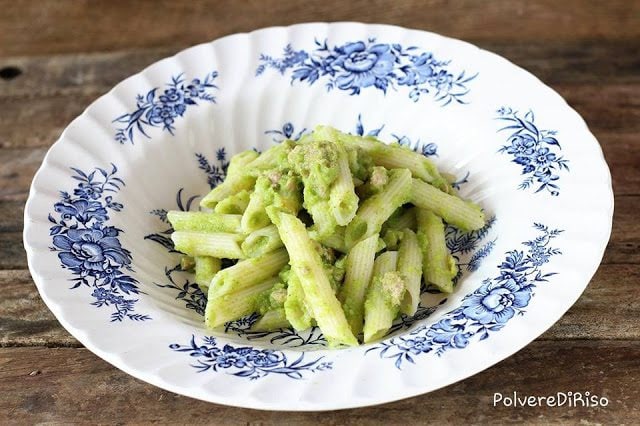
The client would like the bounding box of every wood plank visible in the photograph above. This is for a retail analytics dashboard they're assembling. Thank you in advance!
[540,264,640,340]
[603,195,640,264]
[598,132,640,196]
[0,49,174,99]
[0,94,99,150]
[0,233,27,270]
[0,147,47,201]
[1,0,639,57]
[0,341,638,423]
[0,270,78,348]
[0,200,23,233]
[555,84,640,134]
[2,262,638,348]
[1,40,639,100]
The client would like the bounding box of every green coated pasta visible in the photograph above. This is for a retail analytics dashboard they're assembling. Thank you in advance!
[165,125,486,346]
[338,234,378,337]
[251,308,291,331]
[397,229,423,315]
[194,256,221,289]
[241,224,283,258]
[209,247,289,297]
[417,208,458,293]
[363,251,406,343]
[412,178,485,232]
[269,208,357,347]
[171,231,244,259]
[205,277,278,328]
[345,168,412,248]
[167,211,242,233]
[213,190,251,214]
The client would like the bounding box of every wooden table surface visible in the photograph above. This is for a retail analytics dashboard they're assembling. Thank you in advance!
[1,0,639,423]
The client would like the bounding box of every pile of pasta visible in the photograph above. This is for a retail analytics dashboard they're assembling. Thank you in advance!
[169,126,485,347]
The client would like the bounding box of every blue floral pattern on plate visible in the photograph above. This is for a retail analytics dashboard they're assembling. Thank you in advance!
[113,72,218,144]
[49,164,151,322]
[170,335,332,380]
[256,39,477,106]
[496,107,569,196]
[367,223,562,368]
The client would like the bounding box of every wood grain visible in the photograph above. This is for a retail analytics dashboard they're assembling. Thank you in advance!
[1,341,638,423]
[0,270,78,348]
[1,40,639,100]
[1,0,639,57]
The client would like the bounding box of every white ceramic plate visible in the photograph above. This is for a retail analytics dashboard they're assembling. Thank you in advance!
[24,22,613,410]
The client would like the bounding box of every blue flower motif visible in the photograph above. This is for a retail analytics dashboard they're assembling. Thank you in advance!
[399,336,432,355]
[49,164,150,322]
[108,293,125,305]
[185,79,206,97]
[264,122,309,143]
[429,69,454,92]
[497,108,569,195]
[113,72,218,143]
[426,319,469,348]
[170,336,331,380]
[53,228,131,273]
[397,52,435,86]
[247,350,281,367]
[528,246,550,266]
[148,104,178,126]
[216,346,249,368]
[533,146,557,167]
[73,181,103,200]
[159,88,184,105]
[331,42,396,93]
[258,38,476,106]
[54,199,108,224]
[91,287,110,301]
[506,134,536,158]
[104,196,123,212]
[461,279,531,324]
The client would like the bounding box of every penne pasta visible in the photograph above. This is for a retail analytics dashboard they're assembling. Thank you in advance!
[412,178,485,232]
[163,125,486,346]
[339,234,379,337]
[397,229,423,315]
[167,211,242,233]
[417,208,458,293]
[171,231,245,259]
